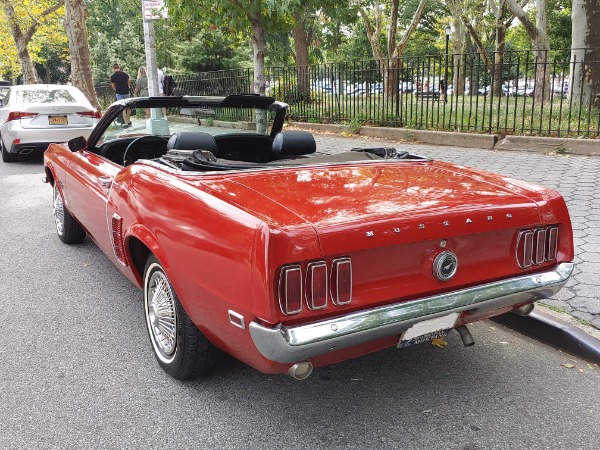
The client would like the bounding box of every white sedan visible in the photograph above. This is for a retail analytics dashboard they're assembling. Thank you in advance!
[0,84,100,162]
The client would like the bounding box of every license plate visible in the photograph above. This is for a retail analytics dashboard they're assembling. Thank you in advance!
[49,115,68,125]
[398,312,459,348]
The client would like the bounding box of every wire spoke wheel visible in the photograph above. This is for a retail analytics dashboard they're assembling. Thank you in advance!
[147,270,177,359]
[143,255,217,380]
[53,184,65,237]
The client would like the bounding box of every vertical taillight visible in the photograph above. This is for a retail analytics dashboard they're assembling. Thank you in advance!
[306,262,328,310]
[516,230,534,269]
[533,228,546,265]
[279,265,303,315]
[331,257,352,305]
[278,258,352,316]
[517,225,559,269]
[546,226,558,261]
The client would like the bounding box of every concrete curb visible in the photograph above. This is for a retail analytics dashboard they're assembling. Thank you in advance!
[289,122,600,156]
[492,310,600,364]
[495,135,600,156]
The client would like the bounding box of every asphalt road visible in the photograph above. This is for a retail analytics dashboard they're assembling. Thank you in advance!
[1,150,599,450]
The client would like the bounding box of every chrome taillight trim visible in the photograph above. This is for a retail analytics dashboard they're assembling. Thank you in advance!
[306,261,328,310]
[331,257,353,305]
[278,265,303,315]
[516,225,559,269]
[533,228,546,265]
[516,230,534,269]
[546,226,558,261]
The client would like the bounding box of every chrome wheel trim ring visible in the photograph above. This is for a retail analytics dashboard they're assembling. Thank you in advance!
[53,184,65,236]
[145,264,177,363]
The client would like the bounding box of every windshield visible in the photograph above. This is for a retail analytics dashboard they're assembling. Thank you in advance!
[15,88,78,104]
[96,104,269,145]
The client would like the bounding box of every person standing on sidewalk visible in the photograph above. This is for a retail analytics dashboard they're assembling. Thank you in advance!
[110,63,131,127]
[157,67,167,117]
[134,66,150,119]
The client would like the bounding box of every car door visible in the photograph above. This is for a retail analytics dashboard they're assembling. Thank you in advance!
[64,149,122,256]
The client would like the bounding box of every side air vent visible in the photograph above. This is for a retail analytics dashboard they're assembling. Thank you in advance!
[111,214,127,266]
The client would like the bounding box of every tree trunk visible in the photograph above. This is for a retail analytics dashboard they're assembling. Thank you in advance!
[570,0,600,108]
[360,0,426,100]
[64,0,100,110]
[250,12,267,134]
[508,0,550,103]
[492,3,508,97]
[292,22,310,100]
[2,3,39,84]
[384,59,401,98]
[452,15,465,96]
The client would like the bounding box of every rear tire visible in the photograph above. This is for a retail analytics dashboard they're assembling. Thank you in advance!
[1,138,18,162]
[53,183,86,244]
[144,255,217,380]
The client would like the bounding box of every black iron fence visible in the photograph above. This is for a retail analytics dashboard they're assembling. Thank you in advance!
[95,49,600,137]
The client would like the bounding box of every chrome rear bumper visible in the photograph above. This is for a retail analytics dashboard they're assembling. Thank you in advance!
[249,263,574,363]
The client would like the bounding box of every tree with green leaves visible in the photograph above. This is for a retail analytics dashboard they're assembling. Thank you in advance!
[169,0,300,132]
[507,0,551,103]
[570,0,600,107]
[1,0,64,83]
[357,0,429,96]
[65,0,100,109]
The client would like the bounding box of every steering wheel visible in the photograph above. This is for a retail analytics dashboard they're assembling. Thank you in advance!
[123,136,169,166]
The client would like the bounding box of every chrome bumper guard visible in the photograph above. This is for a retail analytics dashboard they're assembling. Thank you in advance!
[249,262,574,363]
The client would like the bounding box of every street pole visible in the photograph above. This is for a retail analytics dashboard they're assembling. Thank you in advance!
[142,0,169,134]
[444,25,451,103]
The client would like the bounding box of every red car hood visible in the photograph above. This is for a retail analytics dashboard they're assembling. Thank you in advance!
[202,161,542,253]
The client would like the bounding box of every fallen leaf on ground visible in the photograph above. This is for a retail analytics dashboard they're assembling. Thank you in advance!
[561,363,575,369]
[431,337,447,348]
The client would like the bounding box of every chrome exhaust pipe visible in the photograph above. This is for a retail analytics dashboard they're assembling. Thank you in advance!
[513,303,535,316]
[19,148,34,155]
[287,361,313,380]
[456,325,475,347]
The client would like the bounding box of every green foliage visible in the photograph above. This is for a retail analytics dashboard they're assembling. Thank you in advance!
[89,21,146,84]
[547,0,572,51]
[174,30,250,73]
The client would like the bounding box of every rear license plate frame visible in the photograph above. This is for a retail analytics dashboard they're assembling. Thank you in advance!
[49,115,68,125]
[398,312,459,348]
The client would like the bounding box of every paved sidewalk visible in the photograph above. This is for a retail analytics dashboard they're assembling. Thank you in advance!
[309,131,600,330]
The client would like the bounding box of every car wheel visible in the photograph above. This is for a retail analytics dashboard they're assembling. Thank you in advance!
[1,138,18,162]
[53,183,86,244]
[144,255,217,380]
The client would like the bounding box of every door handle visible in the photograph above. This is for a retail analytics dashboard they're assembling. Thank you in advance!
[98,176,113,189]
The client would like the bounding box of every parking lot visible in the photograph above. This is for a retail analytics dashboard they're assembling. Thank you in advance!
[1,136,599,449]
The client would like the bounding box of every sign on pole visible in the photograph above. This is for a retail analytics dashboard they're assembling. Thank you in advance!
[142,0,168,20]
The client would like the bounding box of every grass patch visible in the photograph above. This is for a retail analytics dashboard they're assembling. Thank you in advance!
[288,93,600,138]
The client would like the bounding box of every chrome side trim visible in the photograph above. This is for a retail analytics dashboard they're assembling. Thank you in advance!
[228,310,246,330]
[249,262,574,363]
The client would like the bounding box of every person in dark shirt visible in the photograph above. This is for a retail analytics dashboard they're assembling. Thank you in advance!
[110,63,131,127]
[439,75,447,102]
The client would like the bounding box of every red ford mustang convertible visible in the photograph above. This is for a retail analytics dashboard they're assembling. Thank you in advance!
[44,94,574,380]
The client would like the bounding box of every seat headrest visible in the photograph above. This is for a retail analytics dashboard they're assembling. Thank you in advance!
[272,131,316,156]
[167,131,218,153]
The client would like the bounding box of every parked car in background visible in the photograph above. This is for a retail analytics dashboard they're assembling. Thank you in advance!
[400,81,414,93]
[370,82,384,94]
[0,80,10,102]
[0,84,100,162]
[44,94,574,381]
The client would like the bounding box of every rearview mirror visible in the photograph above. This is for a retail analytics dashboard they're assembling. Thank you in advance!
[68,136,87,152]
